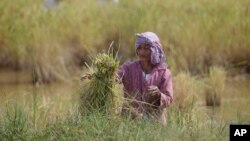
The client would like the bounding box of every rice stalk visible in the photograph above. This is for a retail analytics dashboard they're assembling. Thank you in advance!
[80,51,121,115]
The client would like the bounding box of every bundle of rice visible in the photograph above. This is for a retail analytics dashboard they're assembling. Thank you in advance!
[80,52,121,115]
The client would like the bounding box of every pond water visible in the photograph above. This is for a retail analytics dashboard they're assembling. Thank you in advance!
[0,70,81,117]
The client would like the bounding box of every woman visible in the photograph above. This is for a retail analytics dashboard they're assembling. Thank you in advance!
[117,32,173,125]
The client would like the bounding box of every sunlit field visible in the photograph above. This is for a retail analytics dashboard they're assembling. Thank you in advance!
[0,0,250,140]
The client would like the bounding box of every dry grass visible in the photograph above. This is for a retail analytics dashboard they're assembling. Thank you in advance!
[205,66,226,106]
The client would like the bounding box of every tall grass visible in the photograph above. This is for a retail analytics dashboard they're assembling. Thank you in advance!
[1,0,250,82]
[0,103,31,140]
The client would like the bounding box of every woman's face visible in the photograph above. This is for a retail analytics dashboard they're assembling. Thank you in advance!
[136,43,151,62]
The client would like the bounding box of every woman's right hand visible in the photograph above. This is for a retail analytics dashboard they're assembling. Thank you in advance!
[80,73,93,80]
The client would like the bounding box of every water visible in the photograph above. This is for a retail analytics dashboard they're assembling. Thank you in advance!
[213,75,250,122]
[0,70,81,117]
[199,74,250,123]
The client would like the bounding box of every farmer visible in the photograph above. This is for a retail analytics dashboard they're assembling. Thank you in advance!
[117,32,173,125]
[81,32,173,125]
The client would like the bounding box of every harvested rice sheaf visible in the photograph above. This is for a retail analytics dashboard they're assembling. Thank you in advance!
[80,53,121,115]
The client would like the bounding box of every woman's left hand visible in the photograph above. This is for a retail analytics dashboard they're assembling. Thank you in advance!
[146,85,161,106]
[81,73,93,80]
[147,85,161,97]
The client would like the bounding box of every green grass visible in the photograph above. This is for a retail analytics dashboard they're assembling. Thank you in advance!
[0,0,250,82]
[0,100,230,141]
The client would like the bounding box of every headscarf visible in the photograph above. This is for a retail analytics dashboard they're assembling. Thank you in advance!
[135,32,166,65]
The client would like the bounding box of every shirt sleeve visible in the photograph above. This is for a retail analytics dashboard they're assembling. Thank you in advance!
[159,70,173,108]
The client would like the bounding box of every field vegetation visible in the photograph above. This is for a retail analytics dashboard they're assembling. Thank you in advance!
[0,0,249,82]
[0,0,250,140]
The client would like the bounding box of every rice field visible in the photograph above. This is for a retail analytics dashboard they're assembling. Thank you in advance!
[0,0,250,140]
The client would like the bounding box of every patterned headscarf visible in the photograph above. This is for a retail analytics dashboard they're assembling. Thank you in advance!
[135,32,166,65]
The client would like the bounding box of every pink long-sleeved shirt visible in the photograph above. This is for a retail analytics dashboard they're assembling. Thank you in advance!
[118,60,173,120]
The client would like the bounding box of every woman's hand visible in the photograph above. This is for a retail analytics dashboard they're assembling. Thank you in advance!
[115,73,123,84]
[80,73,93,81]
[147,85,161,97]
[146,85,161,106]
